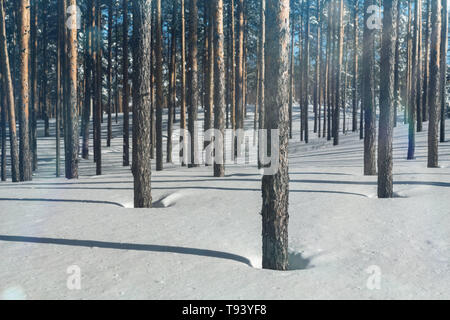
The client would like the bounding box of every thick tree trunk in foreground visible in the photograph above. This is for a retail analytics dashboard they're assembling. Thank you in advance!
[213,0,225,177]
[427,0,442,168]
[262,0,290,271]
[132,0,152,208]
[18,0,32,181]
[378,0,397,199]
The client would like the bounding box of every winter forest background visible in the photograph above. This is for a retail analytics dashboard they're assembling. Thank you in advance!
[0,0,450,299]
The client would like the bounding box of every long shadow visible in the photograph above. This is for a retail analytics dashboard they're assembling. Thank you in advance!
[291,179,450,188]
[0,198,125,207]
[0,235,252,267]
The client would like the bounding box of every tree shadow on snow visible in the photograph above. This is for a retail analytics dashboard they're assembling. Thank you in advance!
[0,235,252,267]
[0,198,125,207]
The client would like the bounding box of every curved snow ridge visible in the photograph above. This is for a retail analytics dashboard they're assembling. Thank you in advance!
[122,192,189,209]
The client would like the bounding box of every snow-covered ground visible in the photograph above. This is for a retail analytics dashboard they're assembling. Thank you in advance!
[1,106,449,299]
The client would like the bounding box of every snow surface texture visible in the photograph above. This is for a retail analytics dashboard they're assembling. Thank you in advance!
[0,106,449,299]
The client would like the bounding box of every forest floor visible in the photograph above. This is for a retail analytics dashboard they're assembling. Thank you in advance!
[1,106,450,299]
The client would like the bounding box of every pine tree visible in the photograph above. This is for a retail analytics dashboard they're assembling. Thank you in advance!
[427,0,442,168]
[188,0,199,167]
[213,0,225,178]
[378,0,398,199]
[132,0,152,208]
[440,0,448,143]
[155,0,163,171]
[122,0,130,167]
[1,0,20,182]
[18,0,32,181]
[262,0,290,271]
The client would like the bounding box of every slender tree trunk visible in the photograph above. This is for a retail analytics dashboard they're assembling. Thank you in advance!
[235,0,244,133]
[155,0,163,171]
[393,0,400,128]
[180,0,187,166]
[229,0,236,132]
[18,0,32,181]
[333,0,343,146]
[257,0,265,169]
[314,0,321,136]
[352,0,359,133]
[107,0,113,147]
[289,21,294,139]
[30,0,38,171]
[362,0,376,175]
[0,0,19,182]
[122,0,130,166]
[204,0,214,163]
[132,0,152,208]
[83,0,94,160]
[94,0,102,175]
[440,0,448,143]
[408,0,420,159]
[378,0,397,198]
[213,0,225,177]
[188,0,199,167]
[427,0,442,168]
[422,0,431,123]
[416,0,423,132]
[66,0,79,179]
[167,0,177,163]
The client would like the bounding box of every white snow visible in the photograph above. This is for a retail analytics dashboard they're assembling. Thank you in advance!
[0,106,449,299]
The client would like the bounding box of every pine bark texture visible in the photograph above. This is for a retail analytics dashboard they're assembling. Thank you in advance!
[378,0,397,198]
[132,0,152,208]
[427,0,442,168]
[262,0,290,271]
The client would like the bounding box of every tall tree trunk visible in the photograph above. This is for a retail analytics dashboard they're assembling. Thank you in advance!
[415,0,423,132]
[56,0,63,176]
[314,0,321,136]
[440,0,448,143]
[333,0,343,146]
[427,0,442,168]
[408,0,420,159]
[362,0,376,175]
[235,0,244,133]
[393,0,400,128]
[180,0,187,166]
[167,0,177,163]
[18,0,32,181]
[213,0,225,177]
[132,0,152,208]
[422,0,431,123]
[257,0,265,168]
[83,0,94,160]
[107,0,113,147]
[288,20,294,139]
[0,0,19,182]
[30,0,38,171]
[65,0,79,179]
[94,0,102,175]
[188,0,199,167]
[229,0,236,132]
[352,0,359,133]
[122,0,130,166]
[155,0,163,171]
[204,0,214,163]
[261,0,290,271]
[378,0,397,198]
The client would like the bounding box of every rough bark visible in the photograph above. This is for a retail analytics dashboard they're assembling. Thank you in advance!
[261,0,290,271]
[132,0,152,208]
[66,0,79,179]
[155,0,163,171]
[18,0,32,181]
[362,0,376,175]
[213,0,225,177]
[188,0,199,167]
[427,0,442,168]
[440,0,448,143]
[378,0,397,198]
[122,0,130,166]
